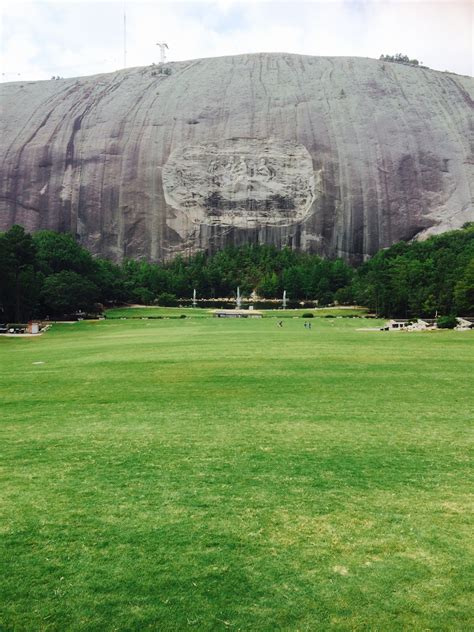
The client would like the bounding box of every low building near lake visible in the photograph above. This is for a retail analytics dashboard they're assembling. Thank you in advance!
[381,319,411,331]
[27,321,41,334]
[409,319,437,331]
[0,321,50,336]
[381,319,437,331]
[456,317,474,330]
[382,317,474,332]
[213,309,263,319]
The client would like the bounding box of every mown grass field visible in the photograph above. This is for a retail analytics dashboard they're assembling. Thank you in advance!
[1,316,473,631]
[105,306,369,319]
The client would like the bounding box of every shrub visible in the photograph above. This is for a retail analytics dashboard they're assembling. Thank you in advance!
[379,54,422,67]
[437,315,457,329]
[334,286,354,305]
[302,313,314,318]
[157,292,177,306]
[133,287,154,305]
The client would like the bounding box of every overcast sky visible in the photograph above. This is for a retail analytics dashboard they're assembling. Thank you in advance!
[0,0,472,82]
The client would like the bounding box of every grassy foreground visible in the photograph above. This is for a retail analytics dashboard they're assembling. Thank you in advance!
[1,317,472,631]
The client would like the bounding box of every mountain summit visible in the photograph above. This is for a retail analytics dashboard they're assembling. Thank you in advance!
[1,53,472,262]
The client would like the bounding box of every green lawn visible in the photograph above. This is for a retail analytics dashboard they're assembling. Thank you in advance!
[1,318,472,631]
[105,306,369,319]
[106,306,211,318]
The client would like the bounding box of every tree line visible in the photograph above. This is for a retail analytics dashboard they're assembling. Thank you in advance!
[0,224,473,321]
[352,224,474,318]
[379,53,424,67]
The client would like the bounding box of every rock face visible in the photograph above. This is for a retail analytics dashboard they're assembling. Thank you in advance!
[162,138,316,228]
[0,53,472,263]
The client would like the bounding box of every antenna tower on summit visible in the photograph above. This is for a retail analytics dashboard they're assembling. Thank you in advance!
[123,2,127,68]
[156,42,169,64]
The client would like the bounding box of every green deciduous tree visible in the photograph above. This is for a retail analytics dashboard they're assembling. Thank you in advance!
[352,225,474,317]
[41,271,99,315]
[34,231,96,277]
[0,225,38,321]
[454,258,474,315]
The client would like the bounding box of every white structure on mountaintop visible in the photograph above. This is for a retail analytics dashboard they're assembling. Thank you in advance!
[156,42,169,64]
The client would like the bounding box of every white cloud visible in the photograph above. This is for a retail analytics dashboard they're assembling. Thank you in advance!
[0,0,472,82]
